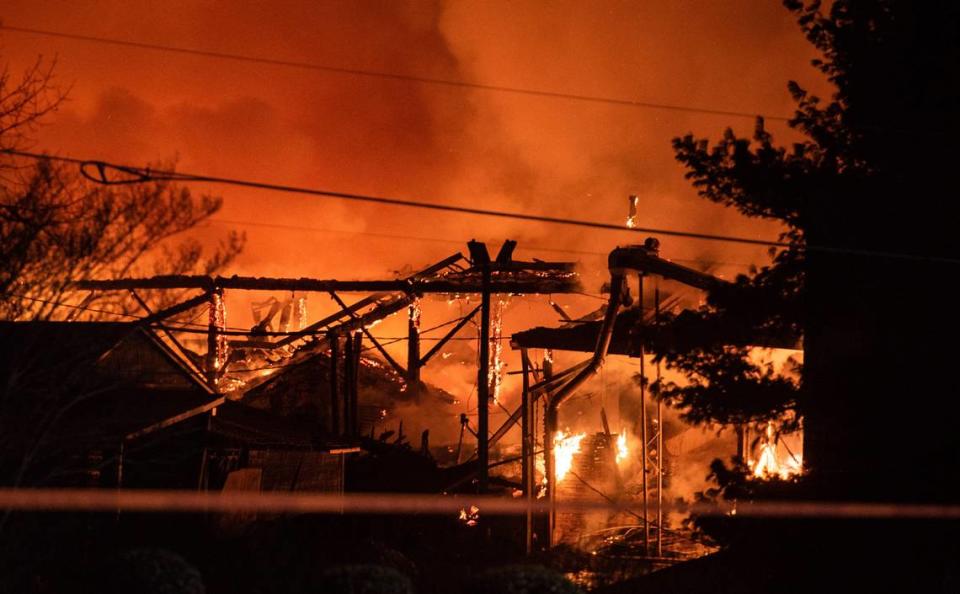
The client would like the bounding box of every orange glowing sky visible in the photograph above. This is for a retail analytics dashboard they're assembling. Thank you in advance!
[1,1,829,442]
[1,1,827,279]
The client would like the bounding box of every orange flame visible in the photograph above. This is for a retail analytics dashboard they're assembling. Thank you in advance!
[615,432,629,465]
[751,422,803,480]
[554,430,586,482]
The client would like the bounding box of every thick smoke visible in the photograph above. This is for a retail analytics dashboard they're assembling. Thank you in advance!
[2,1,824,454]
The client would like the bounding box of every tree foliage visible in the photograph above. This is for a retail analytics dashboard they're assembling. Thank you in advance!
[1,159,244,320]
[647,0,960,446]
[0,56,243,492]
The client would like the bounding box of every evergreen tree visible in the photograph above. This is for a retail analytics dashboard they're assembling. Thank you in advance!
[652,0,960,501]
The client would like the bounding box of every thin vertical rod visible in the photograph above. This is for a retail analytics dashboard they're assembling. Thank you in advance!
[477,265,492,493]
[344,333,355,436]
[655,284,663,557]
[206,288,224,389]
[543,351,555,546]
[639,273,649,556]
[329,331,340,435]
[407,300,421,401]
[521,349,533,554]
[351,331,362,437]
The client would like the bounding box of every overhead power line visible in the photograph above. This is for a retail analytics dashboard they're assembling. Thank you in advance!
[5,148,957,265]
[0,24,790,122]
[2,149,789,249]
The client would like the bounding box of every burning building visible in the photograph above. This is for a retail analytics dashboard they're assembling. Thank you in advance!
[510,240,802,562]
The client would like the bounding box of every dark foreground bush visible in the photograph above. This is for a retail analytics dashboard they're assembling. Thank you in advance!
[467,565,582,594]
[94,547,205,594]
[317,564,415,594]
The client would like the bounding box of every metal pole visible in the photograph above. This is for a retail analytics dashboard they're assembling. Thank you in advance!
[655,285,663,557]
[206,287,224,389]
[329,331,340,435]
[639,273,649,556]
[407,300,421,401]
[543,351,555,546]
[477,265,491,493]
[344,333,355,436]
[350,330,363,437]
[521,349,533,554]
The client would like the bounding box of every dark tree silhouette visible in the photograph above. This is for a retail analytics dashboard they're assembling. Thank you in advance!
[651,0,960,504]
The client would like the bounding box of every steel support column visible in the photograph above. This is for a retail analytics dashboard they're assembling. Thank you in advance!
[521,348,533,554]
[477,265,491,492]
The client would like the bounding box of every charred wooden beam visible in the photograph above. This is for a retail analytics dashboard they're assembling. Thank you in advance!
[344,332,355,436]
[418,304,481,367]
[329,331,340,436]
[406,300,421,401]
[328,292,407,377]
[609,245,724,291]
[205,288,226,389]
[75,275,579,295]
[129,290,210,387]
[125,397,225,441]
[477,264,492,493]
[74,253,467,293]
[485,361,588,450]
[350,331,362,437]
[136,290,213,326]
[521,349,533,555]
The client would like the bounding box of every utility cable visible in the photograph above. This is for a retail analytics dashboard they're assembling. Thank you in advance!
[2,149,790,249]
[6,149,955,264]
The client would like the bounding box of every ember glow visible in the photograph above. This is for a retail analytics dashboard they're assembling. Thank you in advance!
[616,432,629,466]
[489,297,507,403]
[458,505,480,527]
[554,430,586,482]
[751,422,803,480]
[209,291,228,372]
[626,195,639,229]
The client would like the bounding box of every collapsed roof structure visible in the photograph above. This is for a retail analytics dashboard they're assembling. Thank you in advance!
[508,239,800,554]
[3,241,581,494]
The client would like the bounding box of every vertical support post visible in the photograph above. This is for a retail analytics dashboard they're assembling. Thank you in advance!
[543,350,555,546]
[351,331,362,437]
[638,273,649,556]
[329,331,340,435]
[477,265,492,493]
[655,284,663,557]
[407,300,421,401]
[205,287,225,389]
[344,333,355,437]
[521,348,533,554]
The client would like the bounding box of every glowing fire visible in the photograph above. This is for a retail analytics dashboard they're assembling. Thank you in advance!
[554,430,586,482]
[751,422,803,480]
[626,194,639,228]
[458,505,480,527]
[488,298,507,403]
[615,432,628,465]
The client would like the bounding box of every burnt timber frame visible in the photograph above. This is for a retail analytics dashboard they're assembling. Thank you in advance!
[509,242,800,551]
[72,242,581,498]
